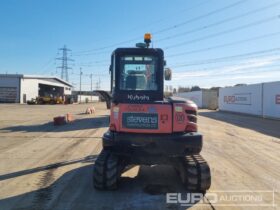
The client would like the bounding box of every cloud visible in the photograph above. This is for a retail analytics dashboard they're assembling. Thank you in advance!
[172,55,280,82]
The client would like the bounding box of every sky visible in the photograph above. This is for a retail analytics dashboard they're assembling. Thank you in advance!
[1,0,280,91]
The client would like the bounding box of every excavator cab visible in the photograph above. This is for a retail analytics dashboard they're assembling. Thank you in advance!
[110,47,165,103]
[93,34,211,193]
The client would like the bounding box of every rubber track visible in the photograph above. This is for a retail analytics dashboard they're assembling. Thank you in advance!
[182,154,211,193]
[93,150,119,190]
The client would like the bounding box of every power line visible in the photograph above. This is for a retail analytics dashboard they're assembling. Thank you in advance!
[79,64,109,68]
[73,1,212,56]
[168,31,280,57]
[164,15,279,50]
[74,29,280,65]
[157,1,280,43]
[172,52,280,68]
[170,47,280,68]
[77,60,108,65]
[73,33,280,70]
[73,12,280,63]
[73,50,111,57]
[174,57,280,73]
[39,58,54,71]
[72,73,108,77]
[173,64,280,78]
[90,73,93,100]
[79,67,82,103]
[73,37,140,55]
[73,0,247,55]
[71,28,280,69]
[95,77,101,90]
[128,0,212,32]
[71,2,280,66]
[38,54,58,75]
[152,0,247,35]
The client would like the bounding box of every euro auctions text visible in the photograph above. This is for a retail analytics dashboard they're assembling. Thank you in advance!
[166,191,276,207]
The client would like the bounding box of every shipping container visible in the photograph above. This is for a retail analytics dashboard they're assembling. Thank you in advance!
[176,91,202,107]
[76,95,99,103]
[219,81,280,119]
[176,90,218,109]
[263,81,280,119]
[219,84,263,116]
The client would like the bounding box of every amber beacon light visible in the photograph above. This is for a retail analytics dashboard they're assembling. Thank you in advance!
[144,33,152,47]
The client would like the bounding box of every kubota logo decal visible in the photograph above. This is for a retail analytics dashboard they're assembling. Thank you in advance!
[224,93,251,105]
[127,94,149,101]
[276,95,280,104]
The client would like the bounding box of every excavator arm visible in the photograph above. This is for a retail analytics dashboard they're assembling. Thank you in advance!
[93,90,112,109]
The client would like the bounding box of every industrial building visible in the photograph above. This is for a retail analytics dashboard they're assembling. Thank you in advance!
[0,74,72,103]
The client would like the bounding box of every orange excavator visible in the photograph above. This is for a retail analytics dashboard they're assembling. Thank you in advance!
[93,34,211,192]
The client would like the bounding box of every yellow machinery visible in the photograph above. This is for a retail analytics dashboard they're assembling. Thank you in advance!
[27,96,64,105]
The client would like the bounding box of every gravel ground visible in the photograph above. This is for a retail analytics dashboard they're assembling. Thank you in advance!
[0,103,279,210]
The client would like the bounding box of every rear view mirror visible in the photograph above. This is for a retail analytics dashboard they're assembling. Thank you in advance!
[164,68,172,80]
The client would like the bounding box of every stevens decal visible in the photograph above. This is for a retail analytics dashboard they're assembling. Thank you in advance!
[122,113,158,129]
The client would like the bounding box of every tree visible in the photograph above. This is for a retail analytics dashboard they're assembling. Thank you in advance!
[210,87,220,91]
[190,86,201,91]
[178,86,190,93]
[234,84,247,87]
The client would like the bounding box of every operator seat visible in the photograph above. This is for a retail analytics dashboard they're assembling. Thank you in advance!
[126,74,147,90]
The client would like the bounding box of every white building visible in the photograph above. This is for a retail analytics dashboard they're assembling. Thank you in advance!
[0,74,72,103]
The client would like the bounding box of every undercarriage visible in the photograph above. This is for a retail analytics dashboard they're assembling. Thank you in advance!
[93,131,211,193]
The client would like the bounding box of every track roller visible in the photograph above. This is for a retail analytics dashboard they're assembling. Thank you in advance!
[178,154,211,193]
[93,149,122,190]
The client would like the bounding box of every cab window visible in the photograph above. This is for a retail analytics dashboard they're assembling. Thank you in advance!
[119,56,158,91]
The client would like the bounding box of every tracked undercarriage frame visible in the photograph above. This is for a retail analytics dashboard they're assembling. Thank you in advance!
[93,150,211,192]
